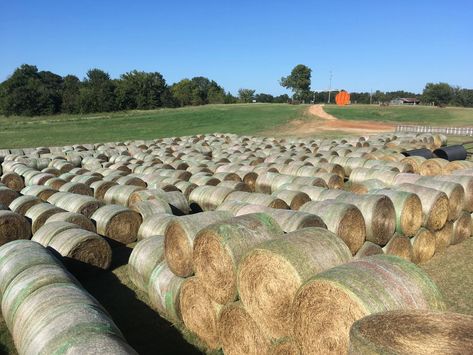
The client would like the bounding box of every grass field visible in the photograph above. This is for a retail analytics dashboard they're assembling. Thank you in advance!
[325,104,473,126]
[0,104,308,149]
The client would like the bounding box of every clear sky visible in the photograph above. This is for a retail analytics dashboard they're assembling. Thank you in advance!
[1,0,472,95]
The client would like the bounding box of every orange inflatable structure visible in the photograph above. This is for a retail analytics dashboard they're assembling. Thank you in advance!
[335,91,350,106]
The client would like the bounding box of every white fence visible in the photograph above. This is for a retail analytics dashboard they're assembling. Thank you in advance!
[396,125,473,136]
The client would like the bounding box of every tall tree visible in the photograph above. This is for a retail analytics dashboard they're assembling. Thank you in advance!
[79,69,116,113]
[422,82,454,106]
[171,79,193,107]
[238,88,255,103]
[61,75,81,114]
[116,70,167,110]
[280,64,312,101]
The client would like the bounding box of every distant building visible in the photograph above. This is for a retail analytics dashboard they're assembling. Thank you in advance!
[390,97,420,105]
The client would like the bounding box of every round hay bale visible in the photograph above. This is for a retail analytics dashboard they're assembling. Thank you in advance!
[21,185,57,201]
[45,212,96,232]
[9,195,41,215]
[47,228,112,269]
[91,205,142,244]
[238,227,352,339]
[299,200,366,254]
[382,234,413,261]
[189,186,234,211]
[147,260,185,322]
[218,180,251,192]
[271,190,311,210]
[193,213,283,304]
[291,255,445,355]
[434,175,473,212]
[70,174,102,186]
[90,180,118,201]
[218,301,271,355]
[433,222,453,253]
[137,213,175,241]
[25,203,65,233]
[58,181,93,196]
[164,211,232,277]
[215,200,256,216]
[344,179,386,194]
[451,211,472,245]
[0,186,20,206]
[130,200,172,219]
[48,333,137,355]
[53,194,105,218]
[443,160,473,174]
[268,338,300,355]
[348,310,473,355]
[153,190,191,215]
[225,191,289,209]
[261,209,327,233]
[213,172,241,182]
[350,168,398,186]
[314,172,344,189]
[174,180,198,199]
[103,185,144,206]
[1,172,24,191]
[27,172,55,186]
[44,177,67,190]
[0,211,31,245]
[354,241,384,259]
[116,175,147,187]
[395,183,449,231]
[369,189,423,237]
[420,158,449,176]
[179,277,222,350]
[241,172,258,192]
[291,176,327,188]
[189,174,220,186]
[128,236,164,291]
[401,156,426,173]
[32,221,80,246]
[255,172,279,194]
[411,228,436,264]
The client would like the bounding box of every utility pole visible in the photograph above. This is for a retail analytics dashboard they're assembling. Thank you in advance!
[327,71,333,104]
[369,89,373,105]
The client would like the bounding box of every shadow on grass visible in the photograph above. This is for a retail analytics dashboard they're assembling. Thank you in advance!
[66,245,201,355]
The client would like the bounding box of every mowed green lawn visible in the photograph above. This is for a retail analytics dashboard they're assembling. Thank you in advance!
[0,104,307,149]
[325,104,473,126]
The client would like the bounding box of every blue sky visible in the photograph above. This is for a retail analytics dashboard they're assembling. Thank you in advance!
[1,0,472,95]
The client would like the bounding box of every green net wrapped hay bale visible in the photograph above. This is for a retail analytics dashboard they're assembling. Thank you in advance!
[348,310,473,355]
[33,221,80,246]
[291,255,445,354]
[394,183,448,231]
[218,301,271,355]
[369,189,423,237]
[128,236,165,292]
[116,175,147,187]
[344,179,386,194]
[70,174,102,186]
[218,180,251,192]
[189,186,234,211]
[137,213,175,241]
[215,200,256,216]
[238,227,352,339]
[9,195,42,215]
[410,228,436,264]
[419,158,449,176]
[25,203,65,233]
[104,185,145,206]
[0,186,20,206]
[451,211,472,245]
[179,277,222,350]
[434,222,453,253]
[213,172,241,182]
[130,199,172,219]
[50,193,105,218]
[255,172,278,194]
[46,211,96,232]
[225,191,289,209]
[193,213,283,304]
[401,156,426,174]
[291,176,327,188]
[268,338,300,355]
[51,333,137,354]
[44,177,67,190]
[382,234,413,262]
[355,241,384,259]
[58,181,93,196]
[188,174,220,187]
[27,172,55,186]
[91,205,142,244]
[174,180,198,199]
[0,211,31,246]
[164,211,232,277]
[1,172,25,192]
[155,191,191,215]
[300,200,366,255]
[311,172,344,189]
[147,260,185,322]
[271,190,311,210]
[21,185,57,201]
[260,209,326,233]
[434,175,473,212]
[90,180,118,201]
[350,168,398,186]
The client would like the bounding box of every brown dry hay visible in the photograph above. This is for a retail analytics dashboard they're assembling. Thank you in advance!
[271,190,311,210]
[91,205,142,244]
[48,228,112,269]
[411,228,436,264]
[354,241,384,259]
[164,211,232,277]
[193,213,283,304]
[90,180,118,200]
[1,173,24,192]
[218,301,271,355]
[137,213,176,241]
[291,255,445,355]
[58,181,93,196]
[179,277,222,350]
[401,156,426,173]
[45,212,96,232]
[218,180,251,192]
[189,186,234,211]
[44,177,67,190]
[130,200,172,219]
[382,234,413,262]
[451,211,472,245]
[395,183,449,231]
[316,173,344,189]
[0,187,20,206]
[419,158,448,176]
[433,222,453,253]
[128,189,167,205]
[268,338,300,355]
[21,185,56,202]
[25,203,65,233]
[237,228,351,339]
[0,211,31,245]
[54,194,105,218]
[9,195,42,216]
[242,172,258,192]
[348,310,473,355]
[103,185,145,206]
[261,209,327,233]
[116,175,147,187]
[27,173,55,186]
[443,160,473,174]
[128,236,164,291]
[434,175,473,212]
[299,200,366,255]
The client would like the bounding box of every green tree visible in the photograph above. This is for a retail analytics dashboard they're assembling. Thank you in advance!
[274,94,290,103]
[224,92,238,104]
[116,70,167,110]
[171,79,193,106]
[79,69,116,113]
[280,64,312,101]
[422,82,454,106]
[61,75,81,114]
[255,93,274,103]
[238,88,255,103]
